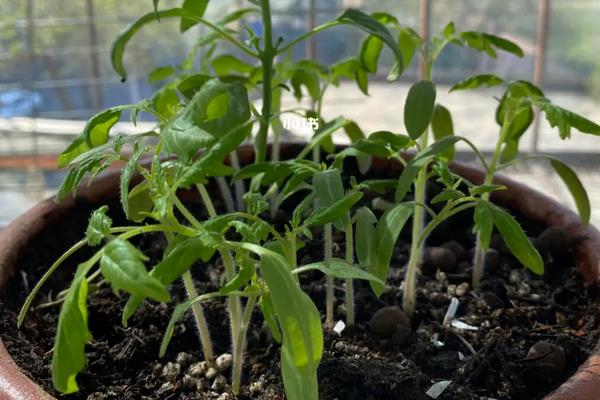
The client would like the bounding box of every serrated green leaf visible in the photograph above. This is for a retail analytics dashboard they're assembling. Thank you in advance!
[443,22,456,38]
[449,74,504,92]
[177,74,212,99]
[101,239,170,302]
[313,169,344,209]
[298,117,349,160]
[469,184,506,196]
[240,244,322,400]
[291,68,321,102]
[388,28,420,81]
[86,206,112,247]
[178,121,254,187]
[536,101,600,139]
[58,108,122,168]
[127,182,154,223]
[120,146,146,219]
[164,79,250,162]
[369,131,412,151]
[293,258,383,284]
[148,66,176,83]
[211,54,254,77]
[56,148,120,202]
[459,32,524,59]
[431,188,463,204]
[490,204,543,274]
[122,233,218,325]
[305,192,363,230]
[484,33,524,57]
[52,261,95,394]
[337,9,403,78]
[395,136,461,201]
[221,256,255,294]
[152,88,180,120]
[404,80,436,140]
[331,58,369,95]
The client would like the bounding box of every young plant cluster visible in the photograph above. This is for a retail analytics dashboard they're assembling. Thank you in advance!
[19,1,600,399]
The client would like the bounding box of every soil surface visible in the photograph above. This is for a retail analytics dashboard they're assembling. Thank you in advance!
[1,176,599,400]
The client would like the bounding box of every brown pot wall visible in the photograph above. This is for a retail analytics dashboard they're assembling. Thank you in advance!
[0,143,599,399]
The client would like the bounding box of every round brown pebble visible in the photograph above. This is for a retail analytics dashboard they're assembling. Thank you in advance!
[423,246,458,274]
[369,306,411,345]
[526,341,566,380]
[441,240,469,261]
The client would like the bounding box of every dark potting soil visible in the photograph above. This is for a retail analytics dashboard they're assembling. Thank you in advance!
[1,180,599,400]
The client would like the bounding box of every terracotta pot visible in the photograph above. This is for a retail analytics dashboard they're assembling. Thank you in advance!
[1,143,599,399]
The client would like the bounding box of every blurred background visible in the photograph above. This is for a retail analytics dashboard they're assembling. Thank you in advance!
[1,0,599,228]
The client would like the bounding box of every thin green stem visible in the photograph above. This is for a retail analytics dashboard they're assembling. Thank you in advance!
[216,177,236,214]
[224,212,286,243]
[289,232,297,270]
[472,120,511,287]
[182,270,215,364]
[255,0,275,163]
[344,221,354,326]
[163,214,215,365]
[417,202,476,249]
[403,200,476,317]
[195,183,243,372]
[17,238,87,327]
[231,294,257,394]
[324,223,334,326]
[402,120,430,317]
[184,13,259,58]
[276,21,340,55]
[18,224,192,327]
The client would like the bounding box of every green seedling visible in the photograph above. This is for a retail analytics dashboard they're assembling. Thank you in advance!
[448,76,600,287]
[336,20,599,316]
[18,1,405,399]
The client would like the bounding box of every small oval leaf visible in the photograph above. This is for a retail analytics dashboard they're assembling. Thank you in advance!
[404,80,436,140]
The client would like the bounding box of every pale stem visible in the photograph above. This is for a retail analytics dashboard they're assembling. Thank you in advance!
[216,177,236,213]
[325,223,334,326]
[472,121,510,287]
[164,220,215,365]
[255,0,274,163]
[231,294,257,394]
[344,221,355,326]
[182,271,215,364]
[402,128,429,317]
[196,183,243,370]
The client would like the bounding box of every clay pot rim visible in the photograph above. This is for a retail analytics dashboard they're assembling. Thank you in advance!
[0,143,599,400]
